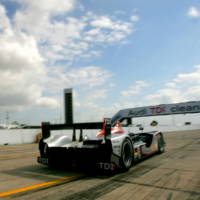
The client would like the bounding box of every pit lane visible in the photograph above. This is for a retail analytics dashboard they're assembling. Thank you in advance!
[0,130,200,200]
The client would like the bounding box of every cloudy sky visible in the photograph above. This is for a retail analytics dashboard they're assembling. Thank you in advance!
[0,0,200,124]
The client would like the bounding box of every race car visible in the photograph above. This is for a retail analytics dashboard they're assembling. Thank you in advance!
[38,118,165,172]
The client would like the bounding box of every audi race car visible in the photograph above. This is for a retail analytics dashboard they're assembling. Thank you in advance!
[38,118,165,172]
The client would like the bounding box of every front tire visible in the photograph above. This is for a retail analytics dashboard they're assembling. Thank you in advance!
[120,138,133,171]
[158,134,165,153]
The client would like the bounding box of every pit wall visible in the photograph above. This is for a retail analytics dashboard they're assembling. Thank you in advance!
[0,124,200,145]
[0,129,41,145]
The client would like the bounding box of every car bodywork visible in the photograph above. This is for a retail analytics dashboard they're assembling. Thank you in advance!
[38,118,165,172]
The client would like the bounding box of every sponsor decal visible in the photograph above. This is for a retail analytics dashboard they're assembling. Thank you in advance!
[170,105,200,113]
[99,162,116,170]
[38,157,48,165]
[128,108,147,117]
[150,106,166,114]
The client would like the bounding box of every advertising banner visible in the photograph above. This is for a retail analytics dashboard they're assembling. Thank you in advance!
[111,101,200,124]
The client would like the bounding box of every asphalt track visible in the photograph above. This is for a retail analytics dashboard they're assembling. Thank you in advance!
[0,130,200,200]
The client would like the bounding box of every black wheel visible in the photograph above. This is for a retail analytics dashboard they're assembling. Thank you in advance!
[158,134,165,153]
[39,140,46,157]
[120,138,133,171]
[39,141,49,158]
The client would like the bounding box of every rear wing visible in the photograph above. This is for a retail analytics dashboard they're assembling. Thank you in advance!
[41,118,112,142]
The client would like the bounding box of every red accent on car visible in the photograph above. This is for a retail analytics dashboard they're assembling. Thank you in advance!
[96,120,125,137]
[96,119,106,137]
[111,121,125,134]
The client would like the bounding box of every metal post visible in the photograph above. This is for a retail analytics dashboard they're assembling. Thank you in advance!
[41,122,50,139]
[64,88,73,125]
[104,119,112,152]
[72,128,76,141]
[79,129,83,142]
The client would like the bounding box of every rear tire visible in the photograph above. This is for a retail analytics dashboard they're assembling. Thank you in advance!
[120,138,133,171]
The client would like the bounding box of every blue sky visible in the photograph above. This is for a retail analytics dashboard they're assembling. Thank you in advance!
[0,0,200,125]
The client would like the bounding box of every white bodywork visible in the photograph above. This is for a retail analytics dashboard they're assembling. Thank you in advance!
[43,126,160,158]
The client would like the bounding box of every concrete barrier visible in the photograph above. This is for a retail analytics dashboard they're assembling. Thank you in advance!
[0,129,41,145]
[0,124,200,146]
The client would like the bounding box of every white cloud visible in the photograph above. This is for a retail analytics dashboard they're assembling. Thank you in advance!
[0,5,59,111]
[187,6,200,18]
[14,0,76,15]
[117,65,200,110]
[114,10,126,15]
[91,16,115,29]
[46,66,112,94]
[145,65,200,104]
[86,89,108,101]
[76,65,200,122]
[88,15,133,43]
[146,88,183,104]
[121,81,149,96]
[13,3,135,64]
[36,97,59,108]
[90,16,131,32]
[0,5,11,30]
[130,15,140,22]
[0,32,59,110]
[0,1,137,117]
[165,82,176,88]
[71,86,116,122]
[174,69,200,83]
